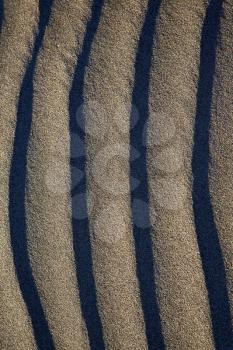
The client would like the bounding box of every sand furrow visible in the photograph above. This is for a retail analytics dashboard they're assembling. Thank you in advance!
[147,1,215,349]
[84,1,149,349]
[25,1,92,349]
[0,1,38,349]
[209,0,233,340]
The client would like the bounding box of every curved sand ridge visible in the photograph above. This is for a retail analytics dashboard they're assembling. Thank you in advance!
[84,1,149,349]
[26,1,92,349]
[0,1,38,348]
[147,1,215,349]
[209,0,233,337]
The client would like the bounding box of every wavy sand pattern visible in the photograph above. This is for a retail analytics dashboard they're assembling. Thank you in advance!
[0,0,232,349]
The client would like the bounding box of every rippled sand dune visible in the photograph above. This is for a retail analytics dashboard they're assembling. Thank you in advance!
[0,0,232,349]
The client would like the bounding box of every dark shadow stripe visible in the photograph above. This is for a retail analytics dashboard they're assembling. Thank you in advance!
[69,1,105,349]
[9,1,54,349]
[192,0,233,349]
[0,0,3,32]
[130,1,165,349]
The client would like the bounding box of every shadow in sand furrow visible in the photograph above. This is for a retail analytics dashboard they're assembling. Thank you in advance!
[9,1,55,349]
[69,1,105,349]
[192,0,233,349]
[0,0,3,32]
[130,1,165,349]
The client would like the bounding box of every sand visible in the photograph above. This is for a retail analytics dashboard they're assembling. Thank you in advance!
[0,0,232,349]
[26,1,92,349]
[84,1,148,349]
[147,1,216,349]
[209,0,233,334]
[0,1,38,349]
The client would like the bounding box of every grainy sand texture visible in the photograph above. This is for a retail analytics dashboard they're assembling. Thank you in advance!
[209,0,233,333]
[0,0,232,349]
[0,1,38,349]
[147,1,215,349]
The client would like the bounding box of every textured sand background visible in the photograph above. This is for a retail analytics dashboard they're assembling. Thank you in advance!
[0,0,232,349]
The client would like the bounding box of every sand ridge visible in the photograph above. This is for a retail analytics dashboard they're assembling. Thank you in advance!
[84,0,150,349]
[147,1,215,348]
[0,1,38,348]
[26,1,92,349]
[209,0,233,334]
